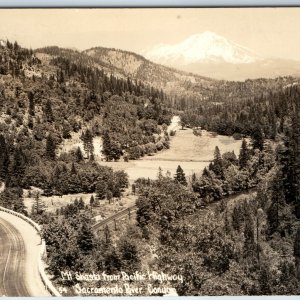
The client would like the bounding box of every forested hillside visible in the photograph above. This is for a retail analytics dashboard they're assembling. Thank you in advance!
[0,40,172,202]
[181,81,300,138]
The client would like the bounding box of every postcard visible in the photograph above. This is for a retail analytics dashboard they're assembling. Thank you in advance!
[0,8,299,296]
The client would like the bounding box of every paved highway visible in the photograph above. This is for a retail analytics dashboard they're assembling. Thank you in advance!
[0,217,29,296]
[0,211,50,296]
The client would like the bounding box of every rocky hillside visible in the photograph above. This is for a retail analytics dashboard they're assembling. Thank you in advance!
[83,47,215,91]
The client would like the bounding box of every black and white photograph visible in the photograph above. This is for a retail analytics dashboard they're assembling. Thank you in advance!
[0,7,300,296]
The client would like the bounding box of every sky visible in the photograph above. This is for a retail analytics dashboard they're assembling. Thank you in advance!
[0,8,300,60]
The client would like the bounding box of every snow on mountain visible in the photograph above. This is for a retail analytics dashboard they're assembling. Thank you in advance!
[145,31,261,66]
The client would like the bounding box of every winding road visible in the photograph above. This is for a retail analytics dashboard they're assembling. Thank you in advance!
[0,217,29,296]
[0,211,50,296]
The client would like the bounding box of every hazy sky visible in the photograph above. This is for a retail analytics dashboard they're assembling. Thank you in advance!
[0,8,300,60]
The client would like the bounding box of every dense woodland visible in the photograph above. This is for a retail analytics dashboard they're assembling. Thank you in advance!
[181,79,300,138]
[0,40,300,295]
[0,40,171,201]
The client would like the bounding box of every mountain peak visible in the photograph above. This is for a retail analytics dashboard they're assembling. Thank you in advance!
[145,31,261,65]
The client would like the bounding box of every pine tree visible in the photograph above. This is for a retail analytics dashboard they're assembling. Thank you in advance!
[132,184,136,195]
[0,187,25,213]
[102,131,111,160]
[62,122,71,139]
[7,147,26,188]
[45,135,56,160]
[224,210,230,234]
[0,134,9,181]
[70,162,77,174]
[96,181,107,200]
[278,99,300,218]
[244,217,255,258]
[294,226,300,261]
[232,205,243,231]
[27,115,33,129]
[28,91,35,116]
[32,192,46,214]
[44,99,54,122]
[77,223,94,253]
[78,197,85,210]
[81,129,94,159]
[267,170,285,235]
[90,195,95,207]
[106,190,113,204]
[251,125,264,151]
[291,100,300,218]
[258,265,272,294]
[75,147,83,162]
[74,198,79,207]
[104,225,111,244]
[58,69,65,83]
[119,239,140,273]
[192,173,197,183]
[102,130,122,161]
[277,141,293,204]
[211,146,224,179]
[202,167,210,177]
[157,167,163,181]
[239,139,250,169]
[174,165,187,186]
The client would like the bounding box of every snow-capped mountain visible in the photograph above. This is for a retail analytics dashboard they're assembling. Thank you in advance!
[144,31,300,80]
[145,31,261,66]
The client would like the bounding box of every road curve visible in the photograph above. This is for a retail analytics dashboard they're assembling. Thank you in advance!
[0,217,29,296]
[0,211,50,296]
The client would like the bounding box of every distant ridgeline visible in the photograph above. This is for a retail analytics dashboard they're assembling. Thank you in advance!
[36,45,300,110]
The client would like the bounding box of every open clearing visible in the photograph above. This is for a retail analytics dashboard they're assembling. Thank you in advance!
[58,116,242,182]
[25,116,242,212]
[59,131,104,160]
[23,187,137,220]
[98,128,242,182]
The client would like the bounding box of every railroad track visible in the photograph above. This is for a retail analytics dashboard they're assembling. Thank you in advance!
[92,189,257,235]
[92,205,137,233]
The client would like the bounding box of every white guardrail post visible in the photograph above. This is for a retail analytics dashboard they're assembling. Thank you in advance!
[0,206,61,297]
